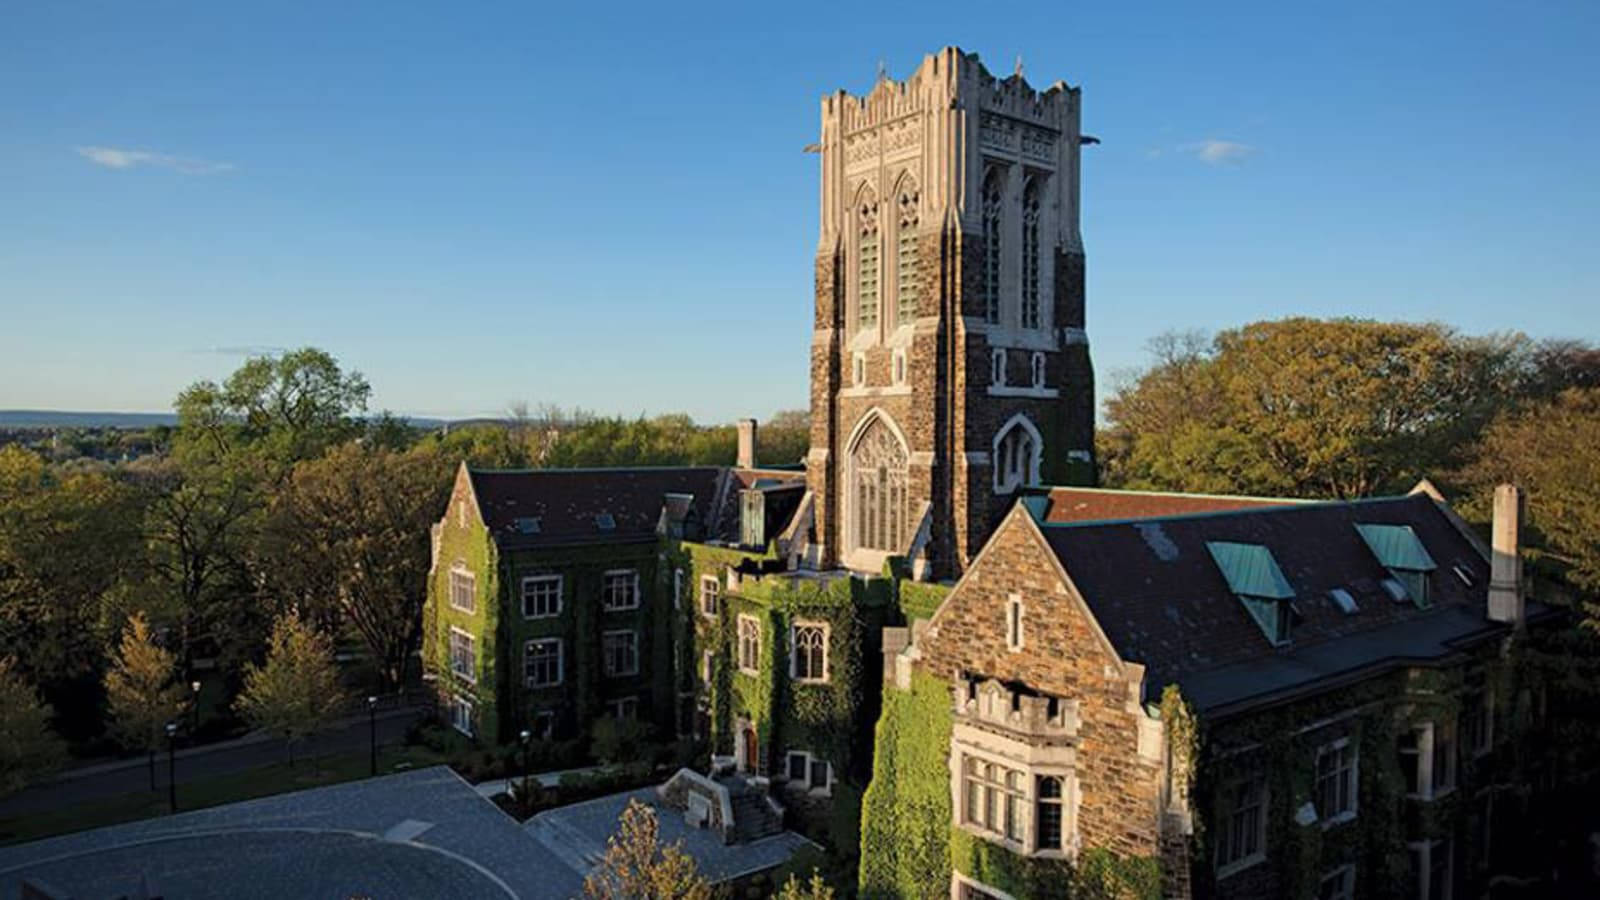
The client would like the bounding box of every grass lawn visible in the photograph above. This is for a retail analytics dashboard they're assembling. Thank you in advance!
[0,744,450,848]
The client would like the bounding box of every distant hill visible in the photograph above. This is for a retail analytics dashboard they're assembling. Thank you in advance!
[0,410,457,430]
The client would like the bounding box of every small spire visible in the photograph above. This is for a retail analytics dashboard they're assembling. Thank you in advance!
[1014,55,1025,79]
[877,59,888,82]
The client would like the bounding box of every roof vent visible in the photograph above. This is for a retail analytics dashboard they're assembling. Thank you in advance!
[514,516,541,535]
[595,513,616,531]
[1452,564,1475,587]
[1329,588,1358,615]
[1381,578,1409,603]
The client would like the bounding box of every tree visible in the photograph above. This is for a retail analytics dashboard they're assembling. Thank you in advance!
[583,798,712,900]
[1456,388,1600,614]
[104,612,188,790]
[775,870,835,900]
[1103,319,1527,498]
[175,347,371,464]
[235,608,346,765]
[0,656,67,796]
[266,443,452,689]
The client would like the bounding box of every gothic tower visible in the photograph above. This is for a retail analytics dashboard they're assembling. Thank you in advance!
[805,47,1095,580]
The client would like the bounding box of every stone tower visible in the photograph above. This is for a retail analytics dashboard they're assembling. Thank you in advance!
[805,47,1095,580]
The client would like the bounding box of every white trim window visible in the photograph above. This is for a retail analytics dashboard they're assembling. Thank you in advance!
[1020,176,1041,330]
[602,630,639,678]
[980,167,1003,326]
[448,627,476,684]
[449,566,475,613]
[737,614,761,675]
[700,575,721,618]
[606,696,638,720]
[449,694,474,736]
[962,755,1026,844]
[790,621,830,683]
[521,574,562,619]
[1315,738,1358,826]
[602,569,640,612]
[896,178,920,326]
[1409,838,1453,900]
[892,348,908,385]
[1030,351,1046,388]
[673,568,684,611]
[1216,774,1267,876]
[524,638,563,688]
[857,190,880,334]
[852,352,866,387]
[994,420,1040,494]
[700,649,714,685]
[1318,865,1356,900]
[1400,720,1456,800]
[1005,594,1024,652]
[991,348,1007,386]
[1035,775,1066,852]
[785,750,834,795]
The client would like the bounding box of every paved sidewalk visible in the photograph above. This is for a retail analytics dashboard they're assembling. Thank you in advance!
[0,706,426,818]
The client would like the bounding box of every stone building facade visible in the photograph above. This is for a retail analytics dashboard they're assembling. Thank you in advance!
[805,48,1096,581]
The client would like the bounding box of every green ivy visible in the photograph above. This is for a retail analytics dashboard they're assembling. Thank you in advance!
[896,581,952,623]
[859,669,953,900]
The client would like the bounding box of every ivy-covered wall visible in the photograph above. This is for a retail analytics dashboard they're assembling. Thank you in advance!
[423,475,502,740]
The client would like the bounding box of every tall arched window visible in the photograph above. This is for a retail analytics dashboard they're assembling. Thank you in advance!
[1021,177,1042,330]
[896,178,920,326]
[994,416,1041,494]
[857,190,880,334]
[850,415,908,553]
[981,169,1003,325]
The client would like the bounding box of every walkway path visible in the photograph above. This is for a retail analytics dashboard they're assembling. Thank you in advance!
[0,706,425,818]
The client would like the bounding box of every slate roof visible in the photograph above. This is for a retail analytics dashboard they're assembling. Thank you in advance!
[1036,486,1301,525]
[1035,493,1546,714]
[468,467,727,550]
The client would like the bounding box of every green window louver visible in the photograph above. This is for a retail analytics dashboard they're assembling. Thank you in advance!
[1355,524,1436,608]
[1207,541,1296,646]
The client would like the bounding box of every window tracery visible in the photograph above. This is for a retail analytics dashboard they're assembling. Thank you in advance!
[851,416,908,553]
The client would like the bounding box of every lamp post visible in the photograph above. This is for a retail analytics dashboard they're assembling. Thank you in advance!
[190,680,202,737]
[367,696,378,777]
[519,729,531,805]
[165,721,178,813]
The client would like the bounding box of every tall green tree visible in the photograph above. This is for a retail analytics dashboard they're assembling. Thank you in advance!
[175,347,371,464]
[582,798,712,900]
[235,608,346,765]
[266,443,452,689]
[0,656,67,796]
[1103,319,1529,498]
[104,612,188,790]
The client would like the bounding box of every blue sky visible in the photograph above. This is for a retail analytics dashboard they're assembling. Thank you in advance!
[3,1,1596,422]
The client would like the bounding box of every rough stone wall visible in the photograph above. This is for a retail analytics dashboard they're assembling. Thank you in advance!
[917,510,1164,859]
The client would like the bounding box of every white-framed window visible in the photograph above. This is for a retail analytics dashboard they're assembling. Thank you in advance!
[532,709,554,739]
[991,348,1007,386]
[737,614,761,674]
[449,565,475,613]
[980,167,1003,325]
[1318,864,1356,900]
[700,575,721,618]
[1409,838,1453,900]
[790,621,830,683]
[1432,719,1456,796]
[1400,720,1456,800]
[852,352,866,387]
[602,630,639,677]
[449,694,474,736]
[602,569,640,612]
[1021,176,1041,330]
[896,178,920,325]
[994,418,1040,494]
[1006,594,1024,652]
[700,649,714,684]
[784,750,833,794]
[524,638,563,688]
[448,627,476,684]
[892,348,907,385]
[1216,774,1267,876]
[1030,351,1046,388]
[606,696,638,720]
[850,416,909,554]
[961,755,1026,844]
[857,190,880,333]
[521,574,562,619]
[1315,738,1358,826]
[1035,775,1065,852]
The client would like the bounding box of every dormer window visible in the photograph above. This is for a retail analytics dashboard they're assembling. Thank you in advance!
[1355,524,1437,609]
[1207,542,1296,646]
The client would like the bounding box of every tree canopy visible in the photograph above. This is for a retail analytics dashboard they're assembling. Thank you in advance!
[235,608,346,764]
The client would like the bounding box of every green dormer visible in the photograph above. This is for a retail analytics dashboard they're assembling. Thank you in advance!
[1355,523,1437,607]
[1207,541,1296,646]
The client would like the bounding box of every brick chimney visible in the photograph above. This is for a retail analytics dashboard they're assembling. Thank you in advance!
[736,418,758,469]
[1488,484,1524,625]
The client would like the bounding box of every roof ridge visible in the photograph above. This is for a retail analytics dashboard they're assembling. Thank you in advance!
[1038,492,1423,531]
[1038,484,1317,504]
[468,465,727,475]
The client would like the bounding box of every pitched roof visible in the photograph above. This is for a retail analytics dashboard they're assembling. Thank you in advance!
[1035,493,1531,713]
[1036,486,1301,525]
[468,467,726,549]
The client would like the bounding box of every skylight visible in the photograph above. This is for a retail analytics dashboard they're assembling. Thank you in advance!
[595,513,616,531]
[514,516,541,535]
[1329,588,1358,615]
[1381,578,1409,603]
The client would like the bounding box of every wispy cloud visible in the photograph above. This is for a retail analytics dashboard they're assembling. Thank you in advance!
[1181,139,1256,165]
[76,146,234,175]
[199,345,288,357]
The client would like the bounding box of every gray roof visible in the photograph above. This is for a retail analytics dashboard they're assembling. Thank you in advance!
[0,766,585,900]
[527,788,816,885]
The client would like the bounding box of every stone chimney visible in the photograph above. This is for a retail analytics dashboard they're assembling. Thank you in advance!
[1488,484,1524,625]
[736,418,758,469]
